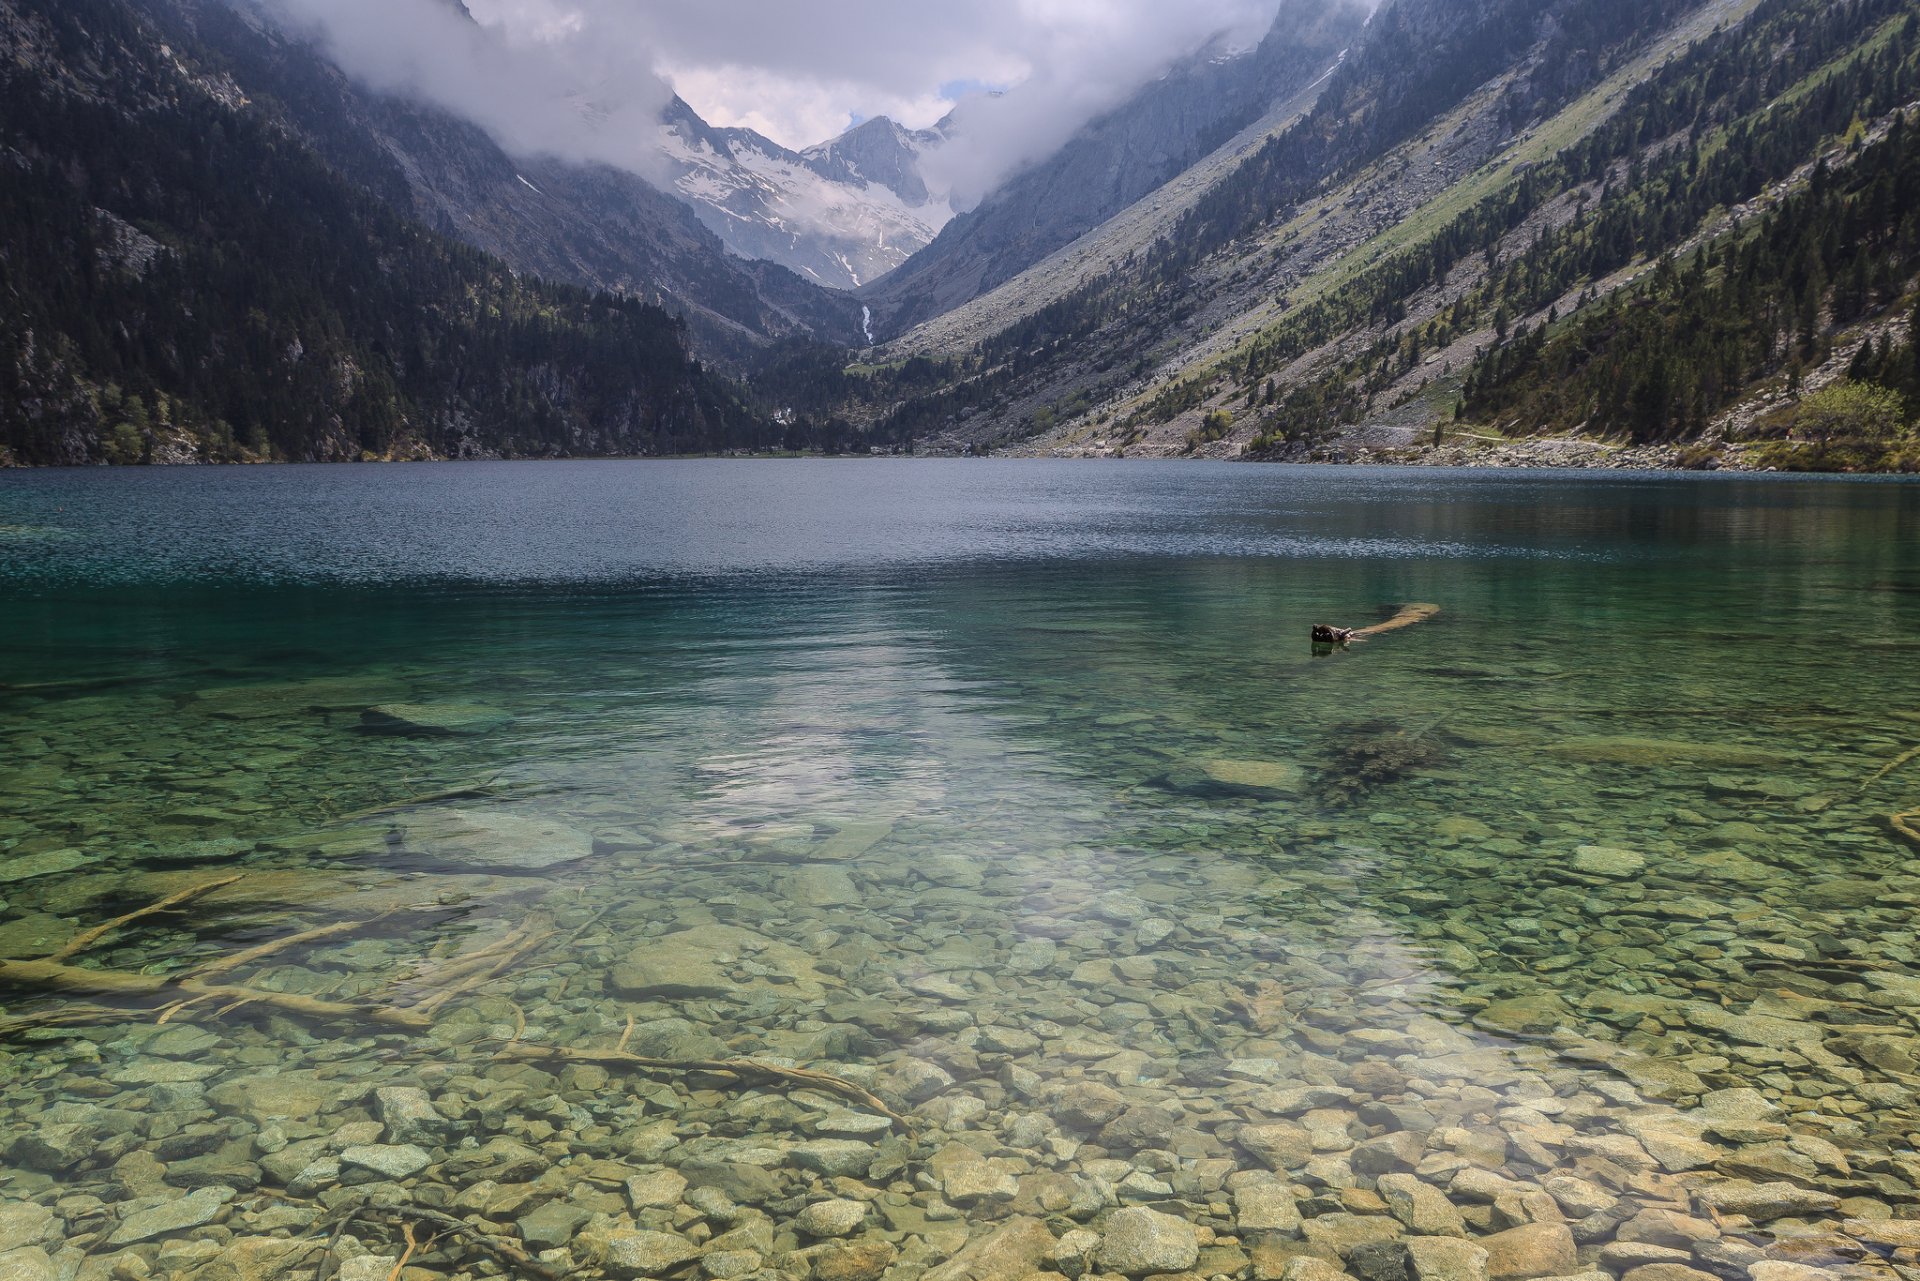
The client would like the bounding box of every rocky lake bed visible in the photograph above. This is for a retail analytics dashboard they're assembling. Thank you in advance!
[0,463,1916,1281]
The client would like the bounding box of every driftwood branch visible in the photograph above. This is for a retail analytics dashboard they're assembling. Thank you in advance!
[494,1043,913,1134]
[1861,744,1920,792]
[1893,807,1920,849]
[0,959,430,1030]
[50,875,243,963]
[1313,603,1441,647]
[355,1206,564,1281]
[184,913,406,983]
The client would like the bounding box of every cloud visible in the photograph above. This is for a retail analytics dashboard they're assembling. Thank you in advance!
[254,0,1297,206]
[253,0,676,179]
[920,0,1287,208]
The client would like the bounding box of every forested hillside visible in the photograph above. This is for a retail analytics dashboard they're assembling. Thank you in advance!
[839,0,1920,471]
[0,0,776,465]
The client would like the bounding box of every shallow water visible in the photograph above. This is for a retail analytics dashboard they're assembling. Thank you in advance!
[2,461,1919,1279]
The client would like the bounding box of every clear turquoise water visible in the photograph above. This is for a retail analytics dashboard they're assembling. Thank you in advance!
[1,461,1918,1271]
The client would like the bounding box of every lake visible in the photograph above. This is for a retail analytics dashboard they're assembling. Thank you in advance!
[2,460,1918,1274]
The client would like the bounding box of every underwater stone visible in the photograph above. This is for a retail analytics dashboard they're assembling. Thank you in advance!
[372,1087,447,1145]
[1480,1223,1576,1280]
[0,1205,55,1253]
[1093,1207,1200,1275]
[795,1198,868,1238]
[107,1186,233,1245]
[1204,760,1305,796]
[924,1216,1055,1281]
[0,849,100,884]
[1406,1236,1491,1281]
[790,1140,876,1178]
[626,1170,688,1210]
[1572,846,1645,878]
[1694,1181,1838,1221]
[338,1144,430,1180]
[1378,1174,1466,1237]
[813,1241,897,1281]
[1234,1183,1303,1233]
[813,819,895,861]
[400,809,591,871]
[0,1248,55,1281]
[604,1231,701,1279]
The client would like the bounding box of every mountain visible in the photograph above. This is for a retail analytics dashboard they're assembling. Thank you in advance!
[0,0,784,464]
[133,0,864,363]
[658,99,952,291]
[821,0,1920,472]
[859,0,1371,339]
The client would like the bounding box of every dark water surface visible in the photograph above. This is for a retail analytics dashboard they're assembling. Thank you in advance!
[2,461,1919,1275]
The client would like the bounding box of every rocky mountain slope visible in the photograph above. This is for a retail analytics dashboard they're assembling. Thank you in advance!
[137,0,865,363]
[0,0,775,464]
[859,0,1371,340]
[661,101,952,291]
[828,0,1919,472]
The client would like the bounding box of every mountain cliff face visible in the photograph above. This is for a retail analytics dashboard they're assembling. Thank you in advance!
[815,0,1920,473]
[134,0,865,362]
[659,99,951,290]
[0,0,772,465]
[858,0,1371,339]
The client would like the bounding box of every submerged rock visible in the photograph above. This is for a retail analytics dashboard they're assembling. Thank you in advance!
[1093,1207,1200,1275]
[1571,845,1646,878]
[107,1185,232,1244]
[0,848,100,884]
[924,1216,1055,1281]
[399,809,591,871]
[609,925,826,1000]
[603,1229,701,1278]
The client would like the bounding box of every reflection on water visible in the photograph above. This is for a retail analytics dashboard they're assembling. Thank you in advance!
[0,462,1917,1278]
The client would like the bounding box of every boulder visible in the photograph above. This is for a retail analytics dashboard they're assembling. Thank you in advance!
[1694,1181,1838,1221]
[795,1199,867,1238]
[603,1230,700,1278]
[1093,1207,1200,1276]
[1239,1121,1316,1170]
[1201,760,1304,797]
[399,809,590,872]
[108,1186,233,1245]
[1406,1237,1490,1281]
[924,1216,1055,1281]
[1571,846,1645,878]
[1378,1174,1466,1237]
[0,1248,55,1281]
[1480,1223,1576,1280]
[610,925,824,1000]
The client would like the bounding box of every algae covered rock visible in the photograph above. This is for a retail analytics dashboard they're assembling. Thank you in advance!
[1163,759,1304,799]
[0,848,101,884]
[609,925,826,1000]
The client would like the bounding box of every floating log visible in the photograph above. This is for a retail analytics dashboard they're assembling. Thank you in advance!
[1313,603,1441,646]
